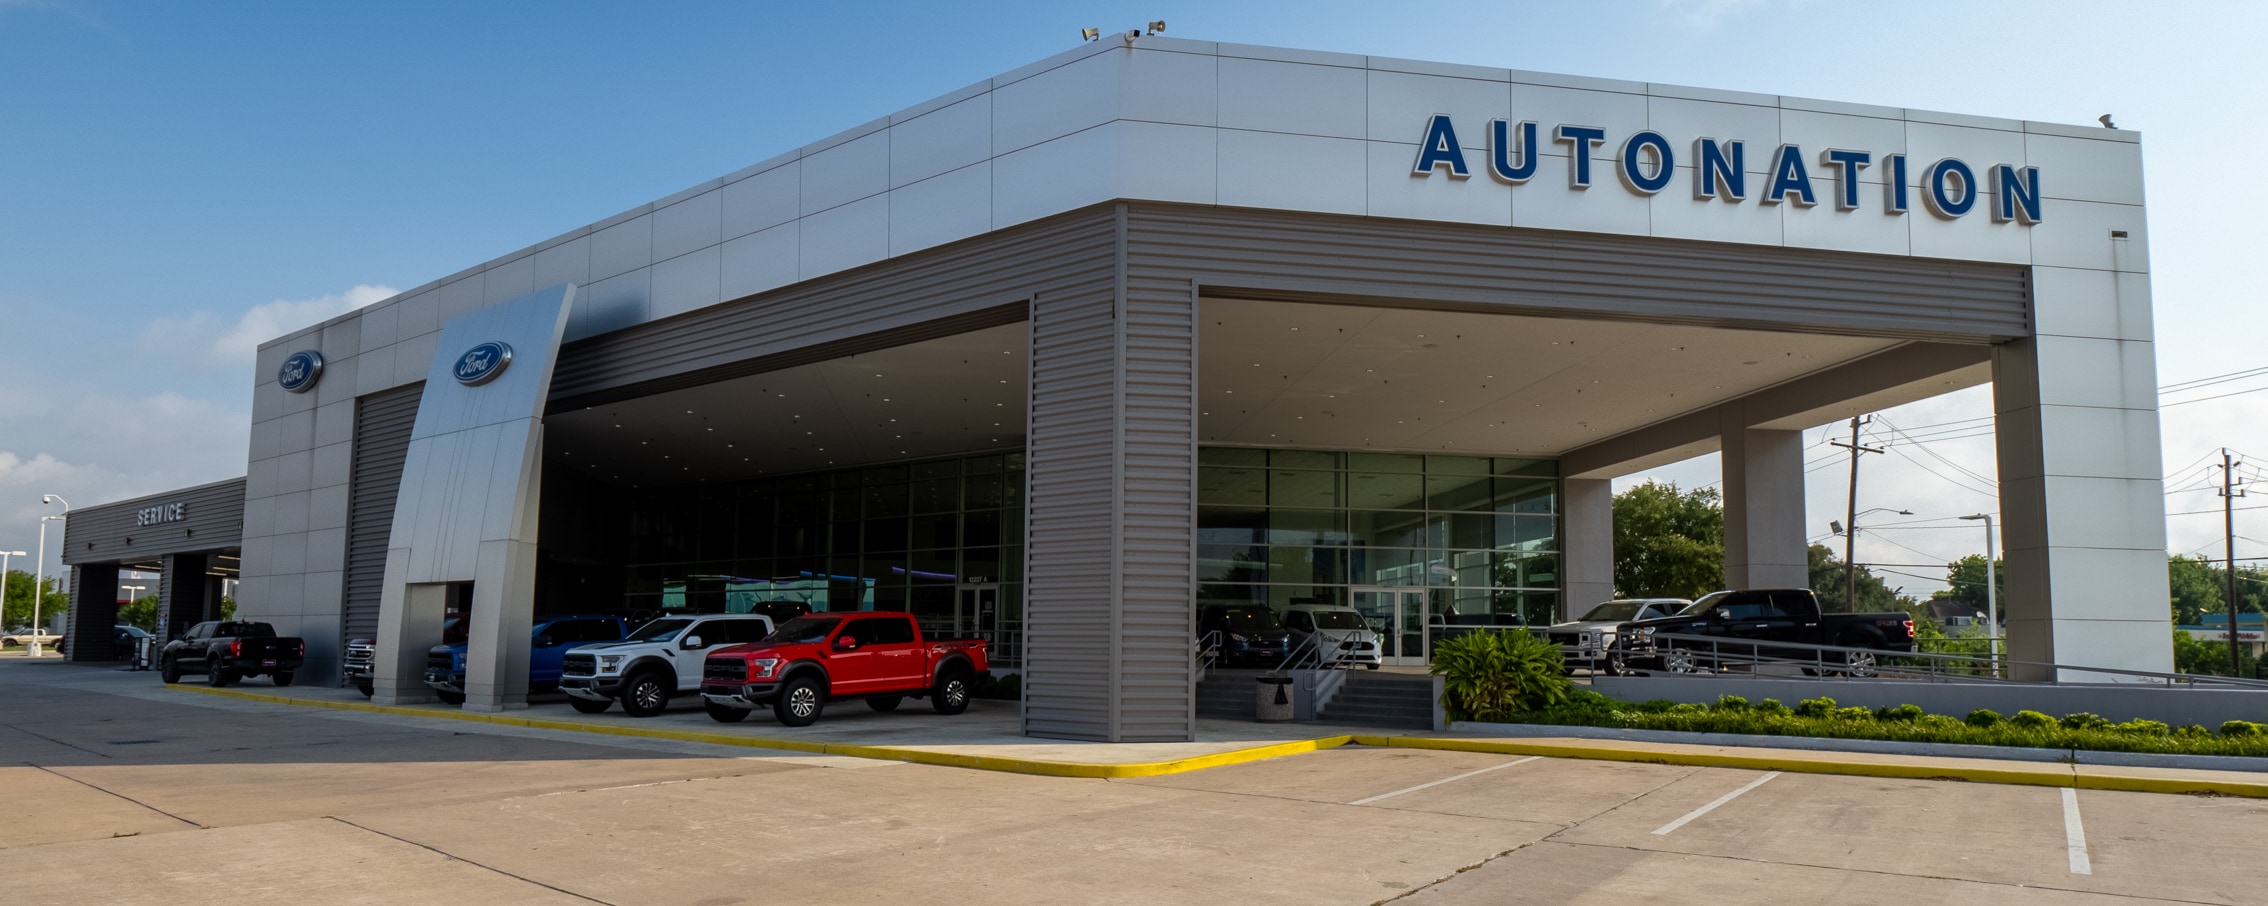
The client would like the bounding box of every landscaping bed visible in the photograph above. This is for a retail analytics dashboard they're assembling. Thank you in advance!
[1431,628,2268,759]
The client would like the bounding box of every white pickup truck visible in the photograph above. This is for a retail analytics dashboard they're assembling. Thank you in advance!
[559,614,776,717]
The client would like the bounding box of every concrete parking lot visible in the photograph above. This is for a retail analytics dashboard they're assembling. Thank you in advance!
[5,659,2262,904]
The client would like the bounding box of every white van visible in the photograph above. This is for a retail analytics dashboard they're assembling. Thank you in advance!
[1281,605,1384,669]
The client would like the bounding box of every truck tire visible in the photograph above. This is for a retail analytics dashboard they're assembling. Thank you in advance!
[209,666,235,687]
[1838,647,1880,678]
[569,697,612,714]
[437,690,465,705]
[620,671,671,718]
[160,656,181,684]
[930,668,972,716]
[705,701,749,723]
[272,672,294,687]
[1661,647,1704,674]
[356,682,373,698]
[774,675,825,727]
[866,696,902,712]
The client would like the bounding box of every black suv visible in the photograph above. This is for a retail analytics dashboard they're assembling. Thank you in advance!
[1197,604,1293,668]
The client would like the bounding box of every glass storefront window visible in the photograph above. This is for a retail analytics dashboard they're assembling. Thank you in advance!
[1198,465,1266,506]
[1268,469,1342,509]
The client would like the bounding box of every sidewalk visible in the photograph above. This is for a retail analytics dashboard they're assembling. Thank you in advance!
[91,661,2268,796]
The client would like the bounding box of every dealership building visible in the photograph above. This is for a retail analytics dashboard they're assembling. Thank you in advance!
[62,36,2166,741]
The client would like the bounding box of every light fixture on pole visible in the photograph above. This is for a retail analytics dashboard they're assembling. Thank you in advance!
[1959,513,1999,674]
[32,494,69,656]
[1832,507,1910,609]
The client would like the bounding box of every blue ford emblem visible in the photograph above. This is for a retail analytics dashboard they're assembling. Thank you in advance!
[278,350,324,393]
[453,341,513,386]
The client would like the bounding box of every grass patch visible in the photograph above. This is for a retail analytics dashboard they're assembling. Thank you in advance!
[1486,690,2268,758]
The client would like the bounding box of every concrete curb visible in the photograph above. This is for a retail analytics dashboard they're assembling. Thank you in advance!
[166,684,1353,779]
[1372,735,2268,799]
[165,685,2268,796]
[1449,720,2268,773]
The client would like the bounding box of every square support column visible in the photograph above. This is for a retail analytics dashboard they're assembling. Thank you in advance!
[158,553,208,642]
[1721,427,1808,589]
[373,575,445,705]
[1021,223,1197,743]
[1561,478,1614,618]
[1995,261,2170,679]
[65,565,120,661]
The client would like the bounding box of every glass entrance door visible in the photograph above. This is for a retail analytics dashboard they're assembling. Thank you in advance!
[954,584,998,641]
[1352,587,1431,666]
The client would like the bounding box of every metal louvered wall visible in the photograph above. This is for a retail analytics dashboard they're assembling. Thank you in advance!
[342,383,422,650]
[1122,204,2030,342]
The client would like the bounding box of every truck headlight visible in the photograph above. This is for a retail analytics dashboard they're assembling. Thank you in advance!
[597,655,624,673]
[749,658,780,678]
[1633,627,1655,645]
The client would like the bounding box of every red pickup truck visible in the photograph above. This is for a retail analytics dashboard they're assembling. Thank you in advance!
[699,611,988,727]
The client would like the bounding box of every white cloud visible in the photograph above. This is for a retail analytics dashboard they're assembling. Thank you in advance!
[140,284,396,370]
[1653,0,1774,30]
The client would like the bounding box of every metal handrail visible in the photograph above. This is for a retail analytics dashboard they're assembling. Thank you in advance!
[1617,632,2268,689]
[1271,632,1339,675]
[1192,630,1223,683]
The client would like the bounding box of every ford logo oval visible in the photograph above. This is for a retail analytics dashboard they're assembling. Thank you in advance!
[278,350,325,394]
[453,341,513,386]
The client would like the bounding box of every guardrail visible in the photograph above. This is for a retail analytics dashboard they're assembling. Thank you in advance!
[1611,632,2268,689]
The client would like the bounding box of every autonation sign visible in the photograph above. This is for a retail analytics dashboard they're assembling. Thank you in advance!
[1412,115,2044,224]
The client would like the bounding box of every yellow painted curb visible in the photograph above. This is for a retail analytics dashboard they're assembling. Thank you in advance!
[165,684,1349,779]
[1367,735,2268,799]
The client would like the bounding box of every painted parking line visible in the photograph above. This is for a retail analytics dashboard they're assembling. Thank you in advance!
[2061,788,2093,875]
[1651,771,1780,836]
[1349,756,1542,805]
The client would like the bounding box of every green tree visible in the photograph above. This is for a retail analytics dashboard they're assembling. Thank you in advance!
[1611,481,1724,599]
[1942,554,2004,612]
[2173,626,2257,677]
[3,569,69,631]
[1807,544,1904,614]
[116,595,160,632]
[2168,555,2225,625]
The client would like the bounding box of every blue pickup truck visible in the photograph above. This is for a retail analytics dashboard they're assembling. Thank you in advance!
[423,614,626,704]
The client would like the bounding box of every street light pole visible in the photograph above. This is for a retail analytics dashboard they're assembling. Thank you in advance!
[32,494,70,656]
[1960,513,1998,676]
[1834,506,1911,611]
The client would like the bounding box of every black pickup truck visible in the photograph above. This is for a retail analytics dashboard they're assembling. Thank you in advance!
[159,621,306,687]
[1609,588,1914,676]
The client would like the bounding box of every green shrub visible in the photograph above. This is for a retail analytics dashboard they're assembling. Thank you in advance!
[1965,709,2003,728]
[2220,720,2264,737]
[1917,714,1961,731]
[2117,719,2170,737]
[2061,712,2111,731]
[1431,629,1569,722]
[1834,706,1873,721]
[1877,704,1926,723]
[1754,698,1788,715]
[1714,695,1750,712]
[2009,710,2057,729]
[1794,697,1837,718]
[2178,724,2212,738]
[1670,702,1707,714]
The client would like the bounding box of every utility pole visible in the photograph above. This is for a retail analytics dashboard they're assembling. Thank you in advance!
[1830,416,1882,611]
[2222,449,2245,676]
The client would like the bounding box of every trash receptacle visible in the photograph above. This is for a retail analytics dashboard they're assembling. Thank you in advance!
[133,636,156,671]
[1255,676,1294,722]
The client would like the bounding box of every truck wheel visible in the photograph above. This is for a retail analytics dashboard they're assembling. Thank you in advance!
[930,668,972,716]
[209,667,235,687]
[271,672,294,687]
[569,697,612,714]
[1838,648,1880,678]
[356,682,373,698]
[620,671,671,718]
[160,656,181,684]
[437,690,465,705]
[705,701,749,723]
[866,696,902,712]
[1662,647,1703,674]
[774,675,824,727]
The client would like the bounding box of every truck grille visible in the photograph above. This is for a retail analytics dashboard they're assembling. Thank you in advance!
[561,653,596,677]
[343,643,374,667]
[427,650,453,671]
[703,658,746,683]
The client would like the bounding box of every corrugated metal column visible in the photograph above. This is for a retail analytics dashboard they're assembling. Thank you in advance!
[65,565,119,661]
[1023,205,1197,742]
[158,553,208,640]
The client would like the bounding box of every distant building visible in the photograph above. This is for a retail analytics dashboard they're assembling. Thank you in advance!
[2178,613,2266,656]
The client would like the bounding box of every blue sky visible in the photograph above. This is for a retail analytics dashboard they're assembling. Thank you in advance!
[4,0,2264,594]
